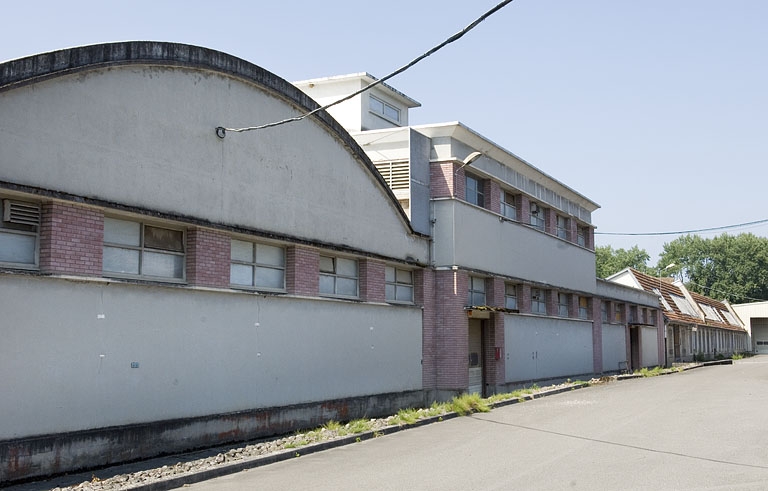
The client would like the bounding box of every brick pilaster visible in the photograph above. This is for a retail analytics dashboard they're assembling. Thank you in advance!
[285,246,318,296]
[592,297,603,373]
[519,284,532,313]
[430,162,457,199]
[567,219,578,244]
[546,289,558,316]
[586,226,595,251]
[569,294,580,318]
[487,180,500,214]
[520,195,531,225]
[186,227,230,288]
[359,258,385,302]
[485,311,505,393]
[415,268,437,391]
[454,167,466,201]
[39,202,103,276]
[544,207,556,235]
[435,269,469,391]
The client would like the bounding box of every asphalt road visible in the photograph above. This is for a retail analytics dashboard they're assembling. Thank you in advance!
[189,358,768,491]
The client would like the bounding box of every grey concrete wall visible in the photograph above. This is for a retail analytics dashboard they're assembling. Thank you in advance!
[408,129,431,236]
[1,389,424,484]
[0,273,423,441]
[504,314,594,383]
[596,278,660,308]
[0,63,427,263]
[434,200,597,293]
[602,323,627,372]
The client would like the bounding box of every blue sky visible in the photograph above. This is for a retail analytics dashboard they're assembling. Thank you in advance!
[2,0,766,263]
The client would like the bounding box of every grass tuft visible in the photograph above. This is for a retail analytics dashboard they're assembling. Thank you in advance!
[450,393,490,416]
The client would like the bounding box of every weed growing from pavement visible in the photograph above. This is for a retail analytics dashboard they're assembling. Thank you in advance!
[636,366,664,377]
[393,408,420,426]
[450,393,490,416]
[347,419,373,434]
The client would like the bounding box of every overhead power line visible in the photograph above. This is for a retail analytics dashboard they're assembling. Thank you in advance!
[685,280,766,303]
[215,0,515,137]
[595,218,768,237]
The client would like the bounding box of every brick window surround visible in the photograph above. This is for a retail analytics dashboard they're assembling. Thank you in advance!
[359,259,386,302]
[186,227,230,288]
[39,202,103,276]
[285,246,319,296]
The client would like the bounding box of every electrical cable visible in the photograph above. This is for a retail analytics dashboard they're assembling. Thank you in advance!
[684,280,765,304]
[595,218,768,237]
[216,0,515,136]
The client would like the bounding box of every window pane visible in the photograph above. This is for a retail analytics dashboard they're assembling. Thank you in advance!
[505,296,517,310]
[255,266,284,289]
[142,251,183,278]
[335,258,357,277]
[256,244,285,267]
[319,274,335,294]
[385,283,396,301]
[336,277,358,296]
[396,285,413,302]
[0,232,36,264]
[319,256,334,273]
[471,292,486,306]
[230,263,253,286]
[396,269,412,284]
[144,226,184,252]
[231,239,253,262]
[466,176,477,193]
[473,277,485,292]
[383,104,400,121]
[370,97,384,113]
[104,218,140,246]
[103,246,140,274]
[385,266,396,283]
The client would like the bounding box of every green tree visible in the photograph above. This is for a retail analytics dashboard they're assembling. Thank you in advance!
[596,245,651,279]
[659,233,768,302]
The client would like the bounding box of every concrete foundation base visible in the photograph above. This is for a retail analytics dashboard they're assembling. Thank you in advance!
[1,390,424,485]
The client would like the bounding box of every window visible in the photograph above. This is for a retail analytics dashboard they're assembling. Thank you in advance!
[531,288,547,314]
[649,310,657,325]
[386,266,414,303]
[467,276,486,306]
[721,310,740,326]
[505,283,518,310]
[558,292,569,317]
[369,95,400,122]
[500,191,517,220]
[319,256,358,297]
[579,297,589,319]
[103,217,184,279]
[652,288,673,311]
[0,199,40,267]
[601,301,608,322]
[629,305,637,323]
[614,304,624,323]
[577,225,588,247]
[556,215,569,239]
[465,174,484,207]
[671,294,699,317]
[699,303,723,322]
[230,239,285,290]
[529,202,545,230]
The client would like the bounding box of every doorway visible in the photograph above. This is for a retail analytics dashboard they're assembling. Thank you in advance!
[468,319,484,395]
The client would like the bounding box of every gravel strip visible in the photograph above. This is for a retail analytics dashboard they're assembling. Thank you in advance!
[15,368,708,491]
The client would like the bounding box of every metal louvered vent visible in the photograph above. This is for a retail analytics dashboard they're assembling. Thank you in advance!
[2,200,41,226]
[374,161,410,190]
